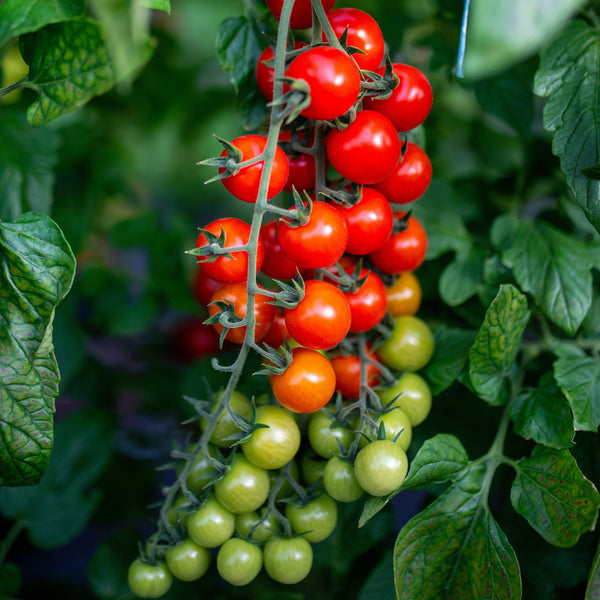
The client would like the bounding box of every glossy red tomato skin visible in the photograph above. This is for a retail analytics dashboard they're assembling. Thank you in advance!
[326,8,384,72]
[260,308,289,349]
[330,352,381,399]
[373,142,432,205]
[285,280,351,350]
[256,42,306,101]
[369,212,428,274]
[219,134,289,203]
[277,201,348,269]
[195,218,264,284]
[266,0,336,30]
[278,129,321,193]
[285,46,361,121]
[343,268,388,333]
[326,110,401,185]
[259,219,300,280]
[193,268,222,306]
[335,187,393,255]
[270,347,336,413]
[363,63,433,132]
[209,283,275,345]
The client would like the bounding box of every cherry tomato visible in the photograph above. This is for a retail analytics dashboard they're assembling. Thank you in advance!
[353,439,408,496]
[325,8,384,72]
[208,283,275,345]
[127,559,172,599]
[330,352,380,399]
[167,494,192,529]
[378,371,432,426]
[217,538,263,586]
[266,0,336,29]
[241,404,301,470]
[335,187,393,255]
[363,63,433,132]
[236,509,280,543]
[323,455,364,502]
[285,46,361,121]
[360,407,412,452]
[200,390,252,448]
[385,271,422,317]
[277,201,348,270]
[369,212,427,274]
[307,409,354,458]
[279,129,321,193]
[263,537,313,584]
[170,319,220,362]
[270,347,336,413]
[301,451,327,487]
[343,268,388,333]
[285,280,351,350]
[259,219,300,280]
[260,308,289,349]
[186,444,219,493]
[376,315,434,372]
[286,493,338,543]
[192,268,221,306]
[219,134,289,203]
[373,142,432,204]
[326,110,401,185]
[214,454,270,514]
[195,217,264,284]
[256,42,306,101]
[187,495,235,548]
[165,538,211,582]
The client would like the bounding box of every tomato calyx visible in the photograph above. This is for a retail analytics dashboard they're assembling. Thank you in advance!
[361,56,398,100]
[269,276,305,309]
[187,227,238,262]
[274,75,313,124]
[196,136,249,184]
[393,210,412,233]
[318,182,362,207]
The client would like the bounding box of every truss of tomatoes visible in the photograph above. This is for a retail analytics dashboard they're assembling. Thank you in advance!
[130,3,437,598]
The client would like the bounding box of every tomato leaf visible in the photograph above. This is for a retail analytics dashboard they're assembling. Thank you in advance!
[394,464,522,599]
[141,0,171,12]
[439,246,486,306]
[20,20,116,126]
[510,445,600,548]
[553,344,600,432]
[0,212,76,486]
[357,549,395,600]
[587,538,600,600]
[0,109,59,221]
[491,215,593,335]
[534,19,600,234]
[510,372,574,449]
[468,284,530,406]
[0,0,86,47]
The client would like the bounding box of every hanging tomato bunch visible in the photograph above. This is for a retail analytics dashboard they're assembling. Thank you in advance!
[128,1,435,597]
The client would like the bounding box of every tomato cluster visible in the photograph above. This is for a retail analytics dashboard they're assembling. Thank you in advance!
[130,2,436,597]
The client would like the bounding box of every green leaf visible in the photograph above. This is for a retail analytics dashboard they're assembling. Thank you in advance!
[553,344,600,432]
[510,372,574,449]
[20,20,116,126]
[0,109,59,221]
[141,0,170,12]
[422,326,477,395]
[468,284,530,406]
[439,247,486,306]
[463,0,588,79]
[491,215,592,335]
[358,549,395,600]
[511,445,600,548]
[0,0,86,48]
[534,19,600,234]
[394,464,522,599]
[0,408,113,548]
[587,538,600,600]
[0,212,76,486]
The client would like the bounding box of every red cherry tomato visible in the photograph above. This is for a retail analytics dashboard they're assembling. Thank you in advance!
[170,319,220,362]
[266,0,336,30]
[373,142,432,205]
[195,217,264,284]
[261,308,289,349]
[326,110,401,185]
[260,219,300,280]
[192,268,222,306]
[363,63,433,132]
[285,280,351,350]
[256,42,306,101]
[343,268,388,333]
[369,212,427,274]
[330,351,380,399]
[219,134,289,203]
[279,130,321,193]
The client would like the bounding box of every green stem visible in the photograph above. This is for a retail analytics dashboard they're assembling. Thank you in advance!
[0,79,27,97]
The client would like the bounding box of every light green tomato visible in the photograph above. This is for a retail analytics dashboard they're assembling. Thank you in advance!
[360,407,412,451]
[165,538,211,582]
[307,409,354,458]
[186,443,219,493]
[217,537,263,586]
[186,495,235,548]
[263,537,313,584]
[353,440,408,497]
[285,493,338,543]
[201,390,252,448]
[376,315,434,372]
[236,509,280,543]
[127,559,172,599]
[378,372,432,427]
[323,456,363,503]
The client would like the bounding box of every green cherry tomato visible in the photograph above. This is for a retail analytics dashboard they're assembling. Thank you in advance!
[214,454,270,514]
[217,537,263,586]
[127,559,172,599]
[187,495,235,548]
[301,451,326,488]
[167,494,193,529]
[360,407,412,452]
[236,508,280,543]
[308,410,355,459]
[376,315,434,372]
[165,538,211,582]
[241,404,301,470]
[353,440,409,497]
[378,372,432,426]
[263,537,313,584]
[201,390,252,448]
[285,493,338,543]
[186,444,219,493]
[323,456,364,503]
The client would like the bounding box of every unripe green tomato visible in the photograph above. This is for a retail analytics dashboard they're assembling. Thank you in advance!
[214,454,270,514]
[353,439,408,497]
[376,315,434,372]
[285,493,338,543]
[201,390,252,448]
[127,559,172,599]
[217,537,263,586]
[301,451,326,488]
[167,494,192,529]
[360,407,412,451]
[241,404,301,469]
[307,410,354,458]
[186,495,235,548]
[164,538,211,582]
[378,372,432,426]
[186,444,219,493]
[236,508,280,543]
[263,537,313,584]
[323,456,364,503]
